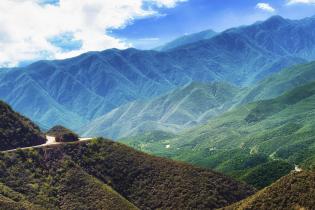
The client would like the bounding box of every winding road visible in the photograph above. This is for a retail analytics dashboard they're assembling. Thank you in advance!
[3,136,93,153]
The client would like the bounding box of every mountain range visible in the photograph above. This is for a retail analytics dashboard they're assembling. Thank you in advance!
[84,58,315,139]
[1,15,315,134]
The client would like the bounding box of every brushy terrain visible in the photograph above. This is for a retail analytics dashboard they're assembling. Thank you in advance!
[0,101,46,151]
[223,171,315,210]
[0,139,255,210]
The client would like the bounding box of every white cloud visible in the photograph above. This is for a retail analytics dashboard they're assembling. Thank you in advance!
[287,0,315,4]
[256,3,276,12]
[0,0,186,67]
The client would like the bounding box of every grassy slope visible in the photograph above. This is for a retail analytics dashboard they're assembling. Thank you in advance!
[0,139,255,210]
[122,81,315,188]
[223,171,315,210]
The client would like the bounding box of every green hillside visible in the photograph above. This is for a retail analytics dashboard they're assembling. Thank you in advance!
[122,81,315,188]
[0,101,46,151]
[223,171,315,210]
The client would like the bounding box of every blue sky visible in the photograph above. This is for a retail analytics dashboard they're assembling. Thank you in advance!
[111,0,315,49]
[0,0,314,67]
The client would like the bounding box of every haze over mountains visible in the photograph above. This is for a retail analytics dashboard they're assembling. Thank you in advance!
[1,15,315,136]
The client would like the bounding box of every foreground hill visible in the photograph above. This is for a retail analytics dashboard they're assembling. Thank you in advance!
[0,15,314,130]
[223,171,315,210]
[0,101,46,151]
[0,139,255,210]
[123,81,315,188]
[82,82,239,138]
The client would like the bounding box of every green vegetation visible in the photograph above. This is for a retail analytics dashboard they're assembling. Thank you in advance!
[0,139,255,209]
[240,160,294,189]
[0,182,43,210]
[0,101,46,151]
[223,171,315,210]
[122,81,315,188]
[47,125,79,142]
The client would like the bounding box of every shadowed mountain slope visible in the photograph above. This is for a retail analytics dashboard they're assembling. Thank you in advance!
[0,101,46,151]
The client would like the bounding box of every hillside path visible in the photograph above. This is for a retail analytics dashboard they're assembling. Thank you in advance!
[3,136,94,153]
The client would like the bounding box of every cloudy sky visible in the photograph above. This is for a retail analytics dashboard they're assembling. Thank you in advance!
[0,0,314,67]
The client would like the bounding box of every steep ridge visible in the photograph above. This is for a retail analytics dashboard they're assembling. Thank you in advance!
[82,82,239,139]
[0,101,46,151]
[155,29,217,51]
[122,81,315,188]
[240,61,315,104]
[223,171,315,210]
[0,15,315,130]
[0,139,256,210]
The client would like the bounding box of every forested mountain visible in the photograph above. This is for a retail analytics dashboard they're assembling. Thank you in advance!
[122,81,315,188]
[0,15,315,131]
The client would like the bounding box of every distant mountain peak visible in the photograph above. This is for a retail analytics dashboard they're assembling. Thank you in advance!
[155,29,217,51]
[262,15,289,28]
